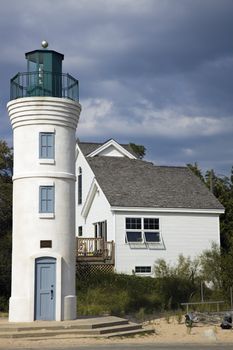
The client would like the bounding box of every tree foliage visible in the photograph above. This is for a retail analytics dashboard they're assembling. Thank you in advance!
[129,143,146,159]
[0,141,13,235]
[0,140,13,177]
[0,140,13,308]
[187,162,204,182]
[187,163,233,249]
[154,242,233,305]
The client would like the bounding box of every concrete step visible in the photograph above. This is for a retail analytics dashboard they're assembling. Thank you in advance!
[0,316,129,332]
[0,322,142,338]
[101,327,155,338]
[0,316,154,339]
[94,322,142,334]
[0,326,155,339]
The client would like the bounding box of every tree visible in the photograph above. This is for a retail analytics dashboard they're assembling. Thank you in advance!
[0,140,13,309]
[199,243,223,290]
[187,162,204,182]
[0,141,13,235]
[153,255,200,308]
[0,140,13,177]
[129,143,146,159]
[154,254,200,281]
[188,163,233,250]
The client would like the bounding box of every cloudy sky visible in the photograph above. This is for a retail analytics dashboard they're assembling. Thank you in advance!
[1,0,233,176]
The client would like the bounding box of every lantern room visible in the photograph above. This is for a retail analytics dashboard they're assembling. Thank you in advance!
[25,49,64,97]
[10,42,79,101]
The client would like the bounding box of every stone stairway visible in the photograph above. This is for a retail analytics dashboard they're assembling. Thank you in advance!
[0,316,154,339]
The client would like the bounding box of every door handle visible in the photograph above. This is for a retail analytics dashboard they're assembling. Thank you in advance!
[51,289,54,300]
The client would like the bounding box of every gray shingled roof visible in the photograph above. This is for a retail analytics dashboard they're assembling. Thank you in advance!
[87,157,224,210]
[78,141,138,158]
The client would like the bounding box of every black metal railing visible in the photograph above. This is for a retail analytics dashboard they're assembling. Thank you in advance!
[10,71,79,101]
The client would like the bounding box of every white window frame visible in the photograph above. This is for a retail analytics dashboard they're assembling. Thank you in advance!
[39,129,56,164]
[125,217,143,243]
[39,132,55,159]
[125,217,162,248]
[38,180,55,219]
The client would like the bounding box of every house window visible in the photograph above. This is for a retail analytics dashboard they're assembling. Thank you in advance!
[94,220,107,241]
[39,132,55,159]
[126,218,141,229]
[144,218,160,243]
[125,217,142,242]
[39,186,54,213]
[144,218,159,230]
[78,167,82,205]
[78,226,83,237]
[144,232,160,242]
[135,266,151,274]
[126,231,142,242]
[125,217,160,244]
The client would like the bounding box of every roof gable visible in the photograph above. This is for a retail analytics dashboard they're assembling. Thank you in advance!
[78,139,137,159]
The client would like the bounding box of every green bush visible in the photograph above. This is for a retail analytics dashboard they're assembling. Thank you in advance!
[77,286,130,316]
[76,270,197,316]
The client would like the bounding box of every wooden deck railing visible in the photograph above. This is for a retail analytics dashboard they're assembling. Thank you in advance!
[76,238,115,264]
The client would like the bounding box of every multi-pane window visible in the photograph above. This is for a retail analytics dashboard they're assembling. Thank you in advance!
[39,132,54,159]
[39,186,54,213]
[144,218,160,243]
[135,266,151,274]
[144,218,159,230]
[78,167,82,205]
[126,218,141,229]
[125,217,142,242]
[125,217,160,243]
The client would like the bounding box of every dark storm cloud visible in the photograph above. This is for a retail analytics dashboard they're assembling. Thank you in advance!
[0,0,232,175]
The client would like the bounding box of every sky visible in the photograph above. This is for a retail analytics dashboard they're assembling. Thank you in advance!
[0,0,233,176]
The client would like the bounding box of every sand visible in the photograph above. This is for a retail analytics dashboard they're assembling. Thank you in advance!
[0,316,233,348]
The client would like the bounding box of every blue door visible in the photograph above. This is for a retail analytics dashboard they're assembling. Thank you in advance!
[35,257,56,320]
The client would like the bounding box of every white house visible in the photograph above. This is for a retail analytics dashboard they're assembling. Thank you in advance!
[76,139,224,276]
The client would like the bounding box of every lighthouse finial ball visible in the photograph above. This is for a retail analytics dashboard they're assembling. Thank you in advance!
[41,40,49,49]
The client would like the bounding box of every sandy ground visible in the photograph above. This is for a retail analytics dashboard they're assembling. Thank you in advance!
[0,317,233,348]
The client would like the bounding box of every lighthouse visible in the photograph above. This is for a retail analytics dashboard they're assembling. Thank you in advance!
[7,42,81,322]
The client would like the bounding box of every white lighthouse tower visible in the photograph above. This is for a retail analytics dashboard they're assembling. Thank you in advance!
[7,42,81,322]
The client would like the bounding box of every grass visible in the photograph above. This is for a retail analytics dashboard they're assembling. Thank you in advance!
[76,270,201,317]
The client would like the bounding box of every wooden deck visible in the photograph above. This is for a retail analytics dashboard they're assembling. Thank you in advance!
[76,238,115,265]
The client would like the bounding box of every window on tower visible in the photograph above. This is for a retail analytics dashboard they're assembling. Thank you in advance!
[39,186,55,213]
[39,132,55,159]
